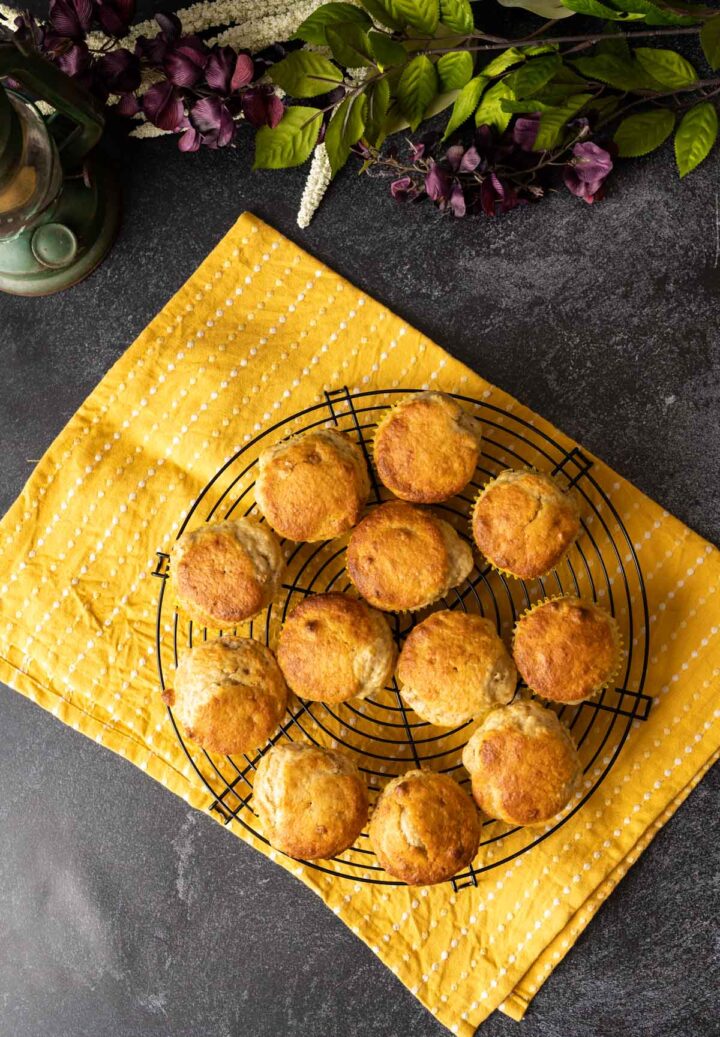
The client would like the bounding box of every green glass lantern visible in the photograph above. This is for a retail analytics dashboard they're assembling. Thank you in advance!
[0,38,120,295]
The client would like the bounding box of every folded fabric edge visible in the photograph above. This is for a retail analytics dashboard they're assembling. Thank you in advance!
[499,747,719,1022]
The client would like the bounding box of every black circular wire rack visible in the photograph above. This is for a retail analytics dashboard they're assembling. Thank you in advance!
[152,386,652,891]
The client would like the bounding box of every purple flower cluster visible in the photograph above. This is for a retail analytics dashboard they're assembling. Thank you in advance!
[387,118,614,217]
[13,0,284,150]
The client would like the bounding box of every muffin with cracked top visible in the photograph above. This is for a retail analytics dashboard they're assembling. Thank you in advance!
[347,501,473,612]
[369,770,480,885]
[277,592,396,704]
[373,391,482,503]
[471,469,580,580]
[255,427,370,542]
[253,742,368,860]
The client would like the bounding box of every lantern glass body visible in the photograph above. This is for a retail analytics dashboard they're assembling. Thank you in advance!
[0,92,62,241]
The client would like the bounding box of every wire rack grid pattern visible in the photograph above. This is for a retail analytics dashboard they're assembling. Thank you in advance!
[152,387,651,891]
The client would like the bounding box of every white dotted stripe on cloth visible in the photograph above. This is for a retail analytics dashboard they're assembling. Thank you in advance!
[5,254,324,647]
[0,226,275,563]
[409,650,720,1007]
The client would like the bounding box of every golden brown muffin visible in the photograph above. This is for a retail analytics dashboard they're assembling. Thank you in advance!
[164,636,288,756]
[369,770,480,885]
[462,699,581,826]
[255,427,370,542]
[277,593,396,704]
[346,501,473,612]
[471,469,581,580]
[171,518,284,628]
[397,611,516,726]
[373,392,482,503]
[513,596,621,704]
[253,742,368,859]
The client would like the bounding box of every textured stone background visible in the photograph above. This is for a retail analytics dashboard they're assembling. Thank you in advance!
[0,5,719,1035]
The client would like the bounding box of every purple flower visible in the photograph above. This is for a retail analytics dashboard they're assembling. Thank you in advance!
[97,47,140,92]
[241,87,284,128]
[409,142,425,162]
[390,176,419,202]
[448,182,466,217]
[459,146,480,172]
[135,12,181,64]
[187,96,236,148]
[49,37,90,76]
[95,0,136,38]
[164,36,209,87]
[113,91,139,116]
[48,0,92,40]
[445,144,465,172]
[513,114,541,153]
[205,46,254,93]
[563,141,613,204]
[425,160,450,202]
[142,81,185,131]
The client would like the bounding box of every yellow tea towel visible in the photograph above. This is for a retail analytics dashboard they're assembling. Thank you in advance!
[0,213,717,1035]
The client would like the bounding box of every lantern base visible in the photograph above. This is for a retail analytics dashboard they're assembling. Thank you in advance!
[0,153,120,296]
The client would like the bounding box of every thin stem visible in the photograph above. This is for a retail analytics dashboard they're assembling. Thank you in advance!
[595,77,720,128]
[420,24,702,56]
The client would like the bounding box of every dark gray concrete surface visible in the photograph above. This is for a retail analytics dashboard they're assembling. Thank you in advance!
[1,6,719,1035]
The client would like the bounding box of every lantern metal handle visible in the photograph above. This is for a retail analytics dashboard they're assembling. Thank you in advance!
[0,40,104,168]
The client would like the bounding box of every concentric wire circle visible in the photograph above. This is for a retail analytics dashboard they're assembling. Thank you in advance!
[153,388,651,888]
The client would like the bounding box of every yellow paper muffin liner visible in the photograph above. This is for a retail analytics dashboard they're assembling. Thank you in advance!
[469,467,582,582]
[511,594,624,706]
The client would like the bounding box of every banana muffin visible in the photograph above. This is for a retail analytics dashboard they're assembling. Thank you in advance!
[513,596,621,703]
[171,518,284,627]
[472,469,581,580]
[397,611,516,726]
[347,501,473,612]
[164,636,288,756]
[277,592,396,704]
[255,427,370,542]
[253,742,368,860]
[369,770,480,885]
[462,699,581,826]
[373,391,482,503]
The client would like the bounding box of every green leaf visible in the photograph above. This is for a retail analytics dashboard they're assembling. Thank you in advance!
[613,108,675,156]
[359,0,405,30]
[270,50,343,98]
[325,93,367,176]
[506,54,560,97]
[634,47,697,88]
[496,0,574,15]
[394,0,440,32]
[439,0,474,31]
[561,0,645,18]
[571,54,662,90]
[368,30,407,67]
[364,77,391,145]
[596,32,631,60]
[534,93,594,148]
[674,101,718,177]
[326,24,375,67]
[524,43,560,57]
[701,13,720,70]
[604,0,696,26]
[442,74,486,138]
[253,106,322,169]
[397,53,438,129]
[475,78,514,132]
[292,3,371,45]
[481,47,525,78]
[437,50,474,90]
[499,98,557,112]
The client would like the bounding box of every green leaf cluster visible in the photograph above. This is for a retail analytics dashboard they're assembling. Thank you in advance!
[255,0,720,182]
